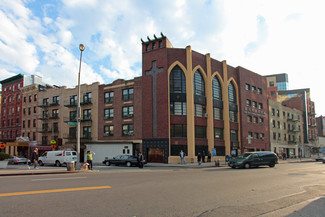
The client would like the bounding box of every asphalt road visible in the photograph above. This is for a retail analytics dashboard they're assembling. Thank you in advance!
[1,161,325,217]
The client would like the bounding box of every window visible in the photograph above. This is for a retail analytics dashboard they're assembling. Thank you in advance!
[214,128,223,140]
[246,99,251,106]
[33,106,37,114]
[213,108,222,120]
[170,124,187,137]
[33,119,36,128]
[252,101,257,108]
[277,121,280,128]
[253,117,258,123]
[252,86,257,92]
[159,40,162,48]
[284,134,287,141]
[229,111,237,122]
[122,88,134,100]
[70,111,77,121]
[271,91,276,97]
[272,120,276,128]
[170,66,186,93]
[254,132,258,139]
[259,133,264,140]
[53,96,59,104]
[34,94,37,101]
[212,77,222,100]
[272,108,275,116]
[52,109,59,118]
[193,70,205,96]
[122,106,134,117]
[258,103,263,109]
[195,126,206,139]
[278,133,281,140]
[277,109,280,117]
[257,88,262,94]
[83,92,92,104]
[104,108,114,119]
[146,44,149,52]
[259,117,264,124]
[247,115,252,123]
[245,83,250,90]
[83,126,91,139]
[170,102,186,115]
[283,111,286,118]
[273,132,276,140]
[269,81,275,87]
[29,95,32,103]
[122,124,134,136]
[70,95,77,106]
[194,104,206,117]
[152,42,156,50]
[104,92,114,103]
[283,123,286,130]
[104,126,114,137]
[83,109,91,121]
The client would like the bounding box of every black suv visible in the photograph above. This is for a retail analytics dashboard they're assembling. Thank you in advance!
[228,151,279,169]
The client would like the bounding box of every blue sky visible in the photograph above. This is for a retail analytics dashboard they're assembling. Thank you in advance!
[0,0,325,115]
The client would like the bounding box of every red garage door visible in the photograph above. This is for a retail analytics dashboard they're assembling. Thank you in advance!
[148,148,164,163]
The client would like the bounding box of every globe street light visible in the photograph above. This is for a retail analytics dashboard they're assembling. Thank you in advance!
[76,44,85,169]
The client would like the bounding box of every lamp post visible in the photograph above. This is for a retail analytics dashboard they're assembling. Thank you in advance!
[76,44,85,169]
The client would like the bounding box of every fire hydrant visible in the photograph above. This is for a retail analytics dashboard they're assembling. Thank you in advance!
[215,159,220,167]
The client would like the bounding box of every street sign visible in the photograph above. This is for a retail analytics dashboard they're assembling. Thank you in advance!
[67,122,77,126]
[50,140,56,145]
[51,145,57,149]
[0,142,6,149]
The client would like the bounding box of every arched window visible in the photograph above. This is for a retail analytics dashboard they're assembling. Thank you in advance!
[193,70,205,96]
[228,82,238,122]
[170,66,186,94]
[212,77,221,100]
[212,77,223,120]
[170,66,186,115]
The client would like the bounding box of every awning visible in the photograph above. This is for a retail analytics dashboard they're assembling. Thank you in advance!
[6,142,29,147]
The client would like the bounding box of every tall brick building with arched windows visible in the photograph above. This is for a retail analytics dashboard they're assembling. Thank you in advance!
[141,35,269,163]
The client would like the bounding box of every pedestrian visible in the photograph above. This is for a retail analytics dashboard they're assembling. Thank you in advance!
[282,152,286,160]
[87,150,95,170]
[207,151,212,162]
[137,152,144,168]
[179,150,186,165]
[202,150,206,163]
[197,152,202,166]
[31,148,39,169]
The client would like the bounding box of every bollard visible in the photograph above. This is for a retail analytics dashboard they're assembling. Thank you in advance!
[215,159,220,167]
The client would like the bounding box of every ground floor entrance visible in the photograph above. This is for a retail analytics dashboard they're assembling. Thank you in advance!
[148,148,164,163]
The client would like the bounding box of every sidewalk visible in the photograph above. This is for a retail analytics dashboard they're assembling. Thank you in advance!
[0,158,314,176]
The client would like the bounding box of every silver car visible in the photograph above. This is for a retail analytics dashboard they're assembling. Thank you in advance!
[8,156,30,164]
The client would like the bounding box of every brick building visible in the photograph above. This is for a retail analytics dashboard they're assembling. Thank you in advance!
[141,35,269,163]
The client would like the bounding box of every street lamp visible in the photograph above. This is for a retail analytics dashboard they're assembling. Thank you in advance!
[76,44,85,169]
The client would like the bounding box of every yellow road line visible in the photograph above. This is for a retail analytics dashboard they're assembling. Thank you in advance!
[285,166,320,171]
[0,186,111,197]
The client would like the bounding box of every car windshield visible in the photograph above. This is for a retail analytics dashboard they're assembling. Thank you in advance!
[236,153,252,159]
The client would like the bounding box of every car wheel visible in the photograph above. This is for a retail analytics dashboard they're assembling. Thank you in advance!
[269,161,275,167]
[55,160,61,167]
[126,162,132,167]
[38,161,44,166]
[323,161,325,164]
[105,161,110,166]
[244,163,250,169]
[231,166,236,169]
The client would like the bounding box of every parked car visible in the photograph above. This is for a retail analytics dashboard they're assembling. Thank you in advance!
[103,155,146,167]
[322,156,325,163]
[8,156,30,165]
[38,150,77,167]
[228,151,279,169]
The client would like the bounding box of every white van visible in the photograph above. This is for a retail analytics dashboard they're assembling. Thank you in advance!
[38,150,77,167]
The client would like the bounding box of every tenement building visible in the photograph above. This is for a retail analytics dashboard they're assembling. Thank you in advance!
[141,35,269,163]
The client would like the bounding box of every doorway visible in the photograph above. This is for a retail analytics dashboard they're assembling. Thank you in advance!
[148,148,164,163]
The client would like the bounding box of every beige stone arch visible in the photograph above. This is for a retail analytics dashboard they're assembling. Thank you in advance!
[168,61,187,78]
[211,71,224,87]
[192,65,207,85]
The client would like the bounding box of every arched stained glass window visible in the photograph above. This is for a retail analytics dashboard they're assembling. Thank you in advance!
[212,77,222,100]
[170,66,186,94]
[193,70,205,96]
[228,82,236,103]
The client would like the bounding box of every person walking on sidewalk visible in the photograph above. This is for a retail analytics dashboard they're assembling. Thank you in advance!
[87,151,95,170]
[31,148,39,169]
[202,150,206,163]
[197,152,202,166]
[137,152,144,168]
[179,150,186,165]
